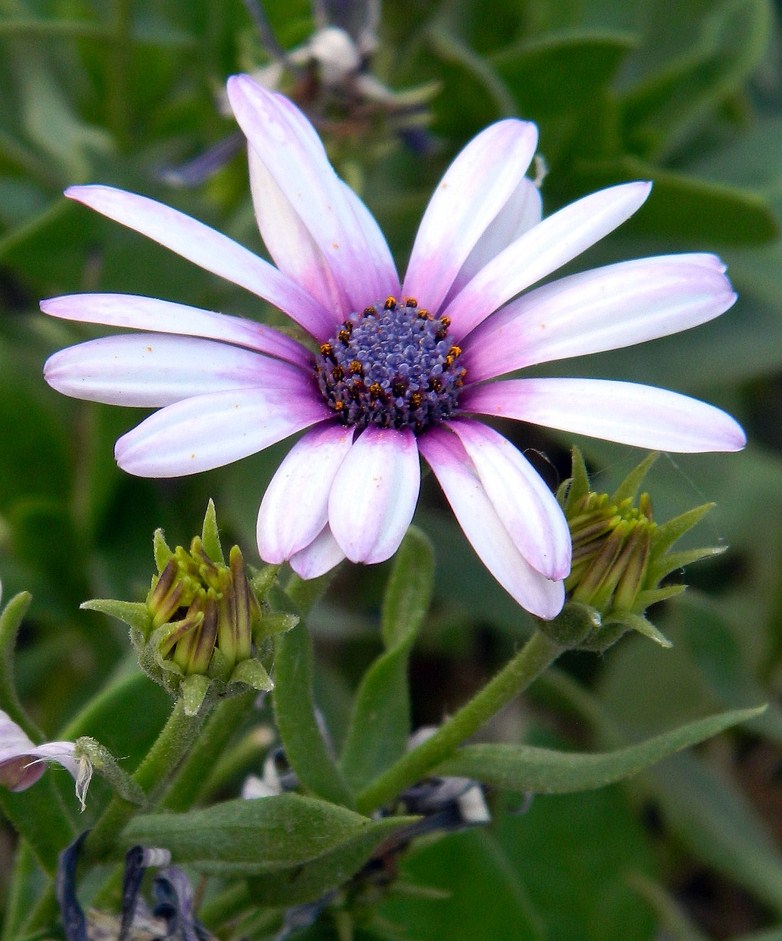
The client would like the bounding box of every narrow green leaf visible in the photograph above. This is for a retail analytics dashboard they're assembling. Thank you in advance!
[0,591,39,737]
[433,706,764,792]
[380,526,434,650]
[491,30,637,116]
[576,157,779,244]
[429,27,518,118]
[340,529,433,788]
[273,617,354,808]
[122,794,412,874]
[245,816,415,904]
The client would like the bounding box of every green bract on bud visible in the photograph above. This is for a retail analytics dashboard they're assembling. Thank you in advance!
[82,501,298,715]
[540,449,725,652]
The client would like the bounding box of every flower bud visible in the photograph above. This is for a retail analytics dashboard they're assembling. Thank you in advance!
[539,449,724,652]
[83,502,296,714]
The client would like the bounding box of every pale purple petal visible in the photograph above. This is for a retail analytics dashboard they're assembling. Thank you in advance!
[328,426,420,564]
[41,294,311,369]
[65,185,333,338]
[115,388,331,477]
[258,423,355,561]
[418,429,564,619]
[288,525,346,579]
[463,378,747,452]
[228,74,395,314]
[463,254,736,381]
[403,120,538,313]
[45,334,305,406]
[445,179,542,304]
[448,420,571,579]
[443,182,652,338]
[0,710,78,792]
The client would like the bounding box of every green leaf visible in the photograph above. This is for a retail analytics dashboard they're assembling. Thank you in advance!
[340,529,434,789]
[379,829,544,941]
[433,706,764,792]
[576,156,779,244]
[80,599,150,635]
[0,591,38,736]
[122,794,414,875]
[491,29,637,116]
[246,816,415,905]
[273,614,355,808]
[200,499,224,565]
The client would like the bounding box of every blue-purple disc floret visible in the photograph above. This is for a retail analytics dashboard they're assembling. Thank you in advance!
[314,296,466,433]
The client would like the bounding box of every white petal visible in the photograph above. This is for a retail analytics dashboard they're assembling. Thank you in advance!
[448,420,571,579]
[418,429,564,619]
[115,387,331,477]
[258,423,355,561]
[403,120,538,314]
[444,182,652,338]
[445,179,542,304]
[228,75,396,315]
[288,525,346,580]
[463,378,747,452]
[0,710,78,791]
[328,426,420,564]
[464,254,736,381]
[45,334,304,406]
[41,294,311,369]
[65,185,332,338]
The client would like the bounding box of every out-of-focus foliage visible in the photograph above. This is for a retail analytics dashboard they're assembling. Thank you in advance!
[1,0,782,939]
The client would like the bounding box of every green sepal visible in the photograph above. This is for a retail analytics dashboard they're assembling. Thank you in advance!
[433,706,765,793]
[120,794,416,874]
[180,674,210,717]
[611,452,658,504]
[649,503,715,559]
[200,499,224,565]
[647,545,725,586]
[619,613,673,649]
[340,527,433,789]
[153,527,173,572]
[81,599,150,637]
[249,564,282,603]
[229,657,273,692]
[254,611,299,642]
[0,590,39,737]
[635,584,687,609]
[557,447,590,514]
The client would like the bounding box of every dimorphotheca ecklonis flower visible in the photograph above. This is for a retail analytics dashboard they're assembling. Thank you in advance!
[42,74,745,619]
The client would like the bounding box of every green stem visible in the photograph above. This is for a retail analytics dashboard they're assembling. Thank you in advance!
[160,690,257,812]
[355,629,563,815]
[84,698,207,861]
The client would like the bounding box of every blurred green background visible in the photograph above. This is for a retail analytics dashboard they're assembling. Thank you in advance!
[2,0,782,938]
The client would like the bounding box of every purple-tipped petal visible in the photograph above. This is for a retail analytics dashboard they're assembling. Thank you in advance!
[448,420,571,579]
[44,334,303,406]
[444,182,652,338]
[463,254,737,381]
[328,426,420,564]
[258,423,355,561]
[445,179,542,305]
[289,525,346,579]
[463,378,747,452]
[403,120,538,313]
[418,429,564,619]
[0,710,79,792]
[65,185,332,339]
[228,75,397,315]
[115,387,331,477]
[41,294,311,369]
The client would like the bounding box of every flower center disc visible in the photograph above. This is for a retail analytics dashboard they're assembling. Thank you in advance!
[315,296,466,433]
